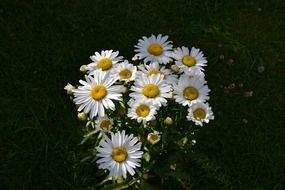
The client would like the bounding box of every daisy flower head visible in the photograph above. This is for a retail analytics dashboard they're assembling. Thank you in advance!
[187,102,214,126]
[134,34,173,64]
[127,99,158,124]
[137,62,178,85]
[111,60,137,82]
[94,116,114,133]
[96,130,143,179]
[73,69,123,118]
[172,46,207,73]
[173,74,210,106]
[129,74,172,107]
[87,50,123,72]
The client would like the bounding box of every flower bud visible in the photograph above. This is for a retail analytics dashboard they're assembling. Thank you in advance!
[150,119,157,126]
[147,131,161,145]
[170,164,176,171]
[121,86,128,93]
[64,83,75,95]
[132,55,139,61]
[170,64,179,73]
[142,173,149,180]
[77,112,87,121]
[79,65,88,73]
[164,117,173,125]
[116,178,124,184]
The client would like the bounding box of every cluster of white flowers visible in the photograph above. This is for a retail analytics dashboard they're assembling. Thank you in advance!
[65,34,214,180]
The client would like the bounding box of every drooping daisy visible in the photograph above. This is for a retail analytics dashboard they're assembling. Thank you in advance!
[134,34,173,64]
[173,75,210,106]
[137,62,177,85]
[96,130,143,179]
[127,99,157,123]
[111,60,137,82]
[187,102,214,126]
[94,116,114,132]
[87,50,123,72]
[129,74,172,107]
[73,70,123,118]
[172,46,207,73]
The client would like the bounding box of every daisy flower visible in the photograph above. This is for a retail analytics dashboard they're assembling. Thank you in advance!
[94,116,114,133]
[172,46,207,73]
[129,74,172,107]
[111,60,137,82]
[87,50,123,72]
[96,130,143,179]
[134,34,173,64]
[173,75,210,106]
[73,70,123,118]
[187,102,214,126]
[127,99,157,124]
[137,62,177,85]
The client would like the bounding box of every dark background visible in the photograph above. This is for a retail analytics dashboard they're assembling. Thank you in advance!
[0,0,284,189]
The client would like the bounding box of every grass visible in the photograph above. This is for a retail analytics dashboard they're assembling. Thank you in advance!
[0,0,284,189]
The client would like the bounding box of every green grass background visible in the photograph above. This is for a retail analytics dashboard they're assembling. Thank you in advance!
[0,0,284,189]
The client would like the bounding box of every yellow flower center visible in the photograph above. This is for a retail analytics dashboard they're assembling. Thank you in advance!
[147,43,163,56]
[136,104,150,117]
[183,86,199,100]
[90,85,107,100]
[142,84,160,98]
[182,55,196,67]
[193,108,206,120]
[100,119,111,129]
[147,69,164,77]
[112,147,128,163]
[119,69,132,80]
[97,58,113,70]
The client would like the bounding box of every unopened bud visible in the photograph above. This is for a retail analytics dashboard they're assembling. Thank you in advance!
[142,173,149,180]
[138,64,145,70]
[122,86,128,93]
[164,117,173,125]
[170,164,176,171]
[169,91,175,99]
[64,83,75,95]
[116,178,124,184]
[132,55,139,61]
[150,119,157,126]
[258,65,265,73]
[147,131,161,145]
[170,64,179,73]
[244,91,253,97]
[77,112,87,121]
[80,65,88,73]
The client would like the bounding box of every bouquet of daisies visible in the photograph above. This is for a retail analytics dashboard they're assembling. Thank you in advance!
[65,34,214,189]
